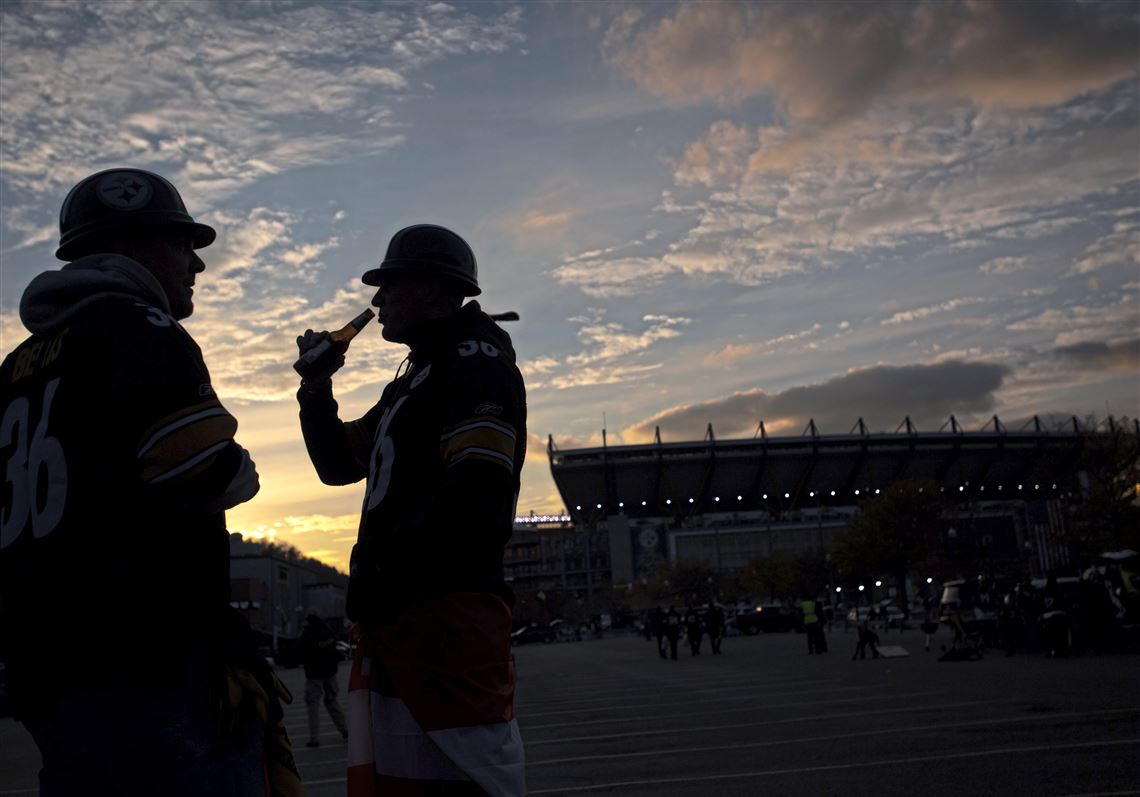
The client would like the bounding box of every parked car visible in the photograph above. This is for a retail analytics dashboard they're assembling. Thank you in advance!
[734,603,800,634]
[877,602,906,627]
[511,622,557,645]
[847,601,905,627]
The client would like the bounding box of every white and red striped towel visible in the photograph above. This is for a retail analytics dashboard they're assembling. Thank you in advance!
[346,594,525,796]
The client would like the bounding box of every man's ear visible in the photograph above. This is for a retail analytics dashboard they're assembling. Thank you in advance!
[429,274,463,311]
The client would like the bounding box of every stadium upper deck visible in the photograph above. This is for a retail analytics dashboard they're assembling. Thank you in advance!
[548,416,1135,523]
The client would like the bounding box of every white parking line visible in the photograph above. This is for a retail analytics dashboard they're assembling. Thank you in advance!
[527,739,1140,794]
[528,707,1140,766]
[523,690,944,731]
[525,698,993,745]
[515,673,829,709]
[521,684,862,719]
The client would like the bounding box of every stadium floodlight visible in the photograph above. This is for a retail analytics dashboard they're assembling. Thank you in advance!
[737,495,743,501]
[875,580,882,587]
[762,493,768,499]
[874,489,880,495]
[1018,484,1023,490]
[596,503,602,509]
[835,586,842,593]
[618,502,624,508]
[926,577,933,584]
[854,490,860,496]
[809,491,815,497]
[575,505,581,510]
[998,485,1003,491]
[1034,484,1039,490]
[830,490,836,496]
[1052,484,1057,489]
[714,496,720,502]
[858,585,865,592]
[642,500,647,506]
[688,498,695,503]
[784,492,790,499]
[666,499,672,505]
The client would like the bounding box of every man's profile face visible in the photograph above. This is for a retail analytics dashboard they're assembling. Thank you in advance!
[370,271,439,343]
[128,228,205,320]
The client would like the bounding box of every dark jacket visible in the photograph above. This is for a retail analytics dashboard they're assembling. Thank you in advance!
[298,301,526,623]
[705,605,725,634]
[299,617,340,680]
[0,255,255,716]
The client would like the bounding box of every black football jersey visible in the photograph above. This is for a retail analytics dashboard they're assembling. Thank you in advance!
[299,302,527,622]
[1,295,242,704]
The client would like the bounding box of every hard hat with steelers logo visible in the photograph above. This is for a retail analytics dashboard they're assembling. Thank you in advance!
[55,168,216,261]
[362,224,480,296]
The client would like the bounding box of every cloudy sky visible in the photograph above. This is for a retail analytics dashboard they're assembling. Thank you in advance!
[2,1,1137,570]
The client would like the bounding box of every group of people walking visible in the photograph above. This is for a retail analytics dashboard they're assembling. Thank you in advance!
[648,604,727,660]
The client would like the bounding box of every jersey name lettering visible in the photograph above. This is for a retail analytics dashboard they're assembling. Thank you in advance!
[10,328,69,383]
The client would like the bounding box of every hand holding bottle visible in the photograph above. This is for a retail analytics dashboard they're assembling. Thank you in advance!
[294,309,375,379]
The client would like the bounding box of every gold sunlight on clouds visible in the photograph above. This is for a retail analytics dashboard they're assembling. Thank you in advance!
[522,210,572,229]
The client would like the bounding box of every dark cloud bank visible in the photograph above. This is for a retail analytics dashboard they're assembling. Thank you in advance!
[624,360,1010,442]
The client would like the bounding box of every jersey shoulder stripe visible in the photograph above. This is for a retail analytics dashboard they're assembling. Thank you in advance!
[148,440,231,485]
[440,419,516,469]
[446,446,515,473]
[138,402,230,456]
[440,418,516,442]
[138,399,238,485]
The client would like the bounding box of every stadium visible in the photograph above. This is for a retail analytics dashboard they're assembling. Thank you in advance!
[503,415,1138,599]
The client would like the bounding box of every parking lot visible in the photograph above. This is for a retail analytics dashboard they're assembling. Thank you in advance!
[1,626,1137,796]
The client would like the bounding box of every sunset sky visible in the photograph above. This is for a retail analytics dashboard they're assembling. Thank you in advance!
[2,1,1137,571]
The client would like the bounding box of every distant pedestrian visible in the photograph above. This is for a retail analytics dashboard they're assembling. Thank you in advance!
[852,620,880,660]
[802,597,826,655]
[651,606,667,659]
[665,606,682,661]
[920,616,939,653]
[704,603,725,655]
[685,606,703,656]
[299,614,349,748]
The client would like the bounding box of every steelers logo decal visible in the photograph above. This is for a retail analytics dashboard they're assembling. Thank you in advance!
[95,172,153,210]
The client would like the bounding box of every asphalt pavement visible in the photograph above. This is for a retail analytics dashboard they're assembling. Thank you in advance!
[1,626,1137,796]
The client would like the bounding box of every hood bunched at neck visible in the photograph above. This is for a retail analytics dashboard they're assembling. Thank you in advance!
[19,254,171,335]
[404,301,518,365]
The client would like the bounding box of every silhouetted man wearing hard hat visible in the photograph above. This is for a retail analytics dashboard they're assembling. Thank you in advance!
[0,169,296,795]
[296,225,527,796]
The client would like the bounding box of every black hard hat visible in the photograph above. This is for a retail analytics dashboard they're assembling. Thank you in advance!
[56,168,216,261]
[361,224,480,296]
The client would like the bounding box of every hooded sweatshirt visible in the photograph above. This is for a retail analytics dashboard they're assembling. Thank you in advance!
[298,301,526,623]
[0,254,255,713]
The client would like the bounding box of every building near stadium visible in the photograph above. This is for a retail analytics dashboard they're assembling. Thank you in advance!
[503,416,1136,598]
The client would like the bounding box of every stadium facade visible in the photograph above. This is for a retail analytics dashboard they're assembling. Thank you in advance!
[503,416,1135,597]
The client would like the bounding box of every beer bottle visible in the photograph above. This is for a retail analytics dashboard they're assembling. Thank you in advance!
[293,309,375,378]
